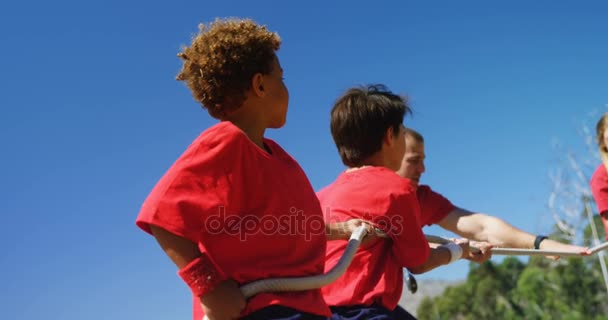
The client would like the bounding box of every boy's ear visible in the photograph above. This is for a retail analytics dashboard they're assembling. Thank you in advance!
[251,73,265,98]
[384,127,395,147]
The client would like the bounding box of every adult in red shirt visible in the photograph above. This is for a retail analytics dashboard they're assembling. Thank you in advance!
[136,19,332,320]
[590,113,608,240]
[320,85,473,319]
[380,127,591,318]
[398,128,591,255]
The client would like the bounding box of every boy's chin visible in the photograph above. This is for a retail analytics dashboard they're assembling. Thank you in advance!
[268,119,286,129]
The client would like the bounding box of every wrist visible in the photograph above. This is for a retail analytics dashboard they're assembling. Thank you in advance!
[178,254,227,297]
[534,235,548,250]
[440,242,463,264]
[327,222,348,241]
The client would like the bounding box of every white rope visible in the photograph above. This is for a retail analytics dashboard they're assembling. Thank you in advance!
[203,230,608,319]
[425,234,608,257]
[240,225,368,298]
[202,225,369,320]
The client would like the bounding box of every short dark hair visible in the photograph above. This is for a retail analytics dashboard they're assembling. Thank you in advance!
[330,84,411,167]
[404,127,424,143]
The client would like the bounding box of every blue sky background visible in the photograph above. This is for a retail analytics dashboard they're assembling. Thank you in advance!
[1,0,607,319]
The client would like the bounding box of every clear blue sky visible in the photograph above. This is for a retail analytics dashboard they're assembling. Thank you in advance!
[1,1,607,319]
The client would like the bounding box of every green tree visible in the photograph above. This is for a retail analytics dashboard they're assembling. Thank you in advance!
[417,234,608,319]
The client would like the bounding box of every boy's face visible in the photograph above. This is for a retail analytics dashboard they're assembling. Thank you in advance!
[396,136,426,186]
[264,56,289,128]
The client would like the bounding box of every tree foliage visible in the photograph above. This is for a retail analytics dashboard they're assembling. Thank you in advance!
[417,220,608,320]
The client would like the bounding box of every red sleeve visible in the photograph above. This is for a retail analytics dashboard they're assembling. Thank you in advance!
[591,165,608,215]
[417,185,455,226]
[591,165,608,240]
[136,130,236,244]
[385,185,430,269]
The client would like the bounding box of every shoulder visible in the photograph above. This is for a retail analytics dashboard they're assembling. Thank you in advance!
[362,167,416,195]
[592,164,608,179]
[417,184,447,200]
[316,185,329,200]
[417,184,432,196]
[181,121,249,166]
[359,168,417,207]
[591,164,608,186]
[263,138,294,162]
[194,121,245,150]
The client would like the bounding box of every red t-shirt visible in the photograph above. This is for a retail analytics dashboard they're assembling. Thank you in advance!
[590,164,608,240]
[317,167,430,310]
[136,121,331,319]
[417,185,455,227]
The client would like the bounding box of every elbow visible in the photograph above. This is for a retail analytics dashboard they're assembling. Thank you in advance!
[404,249,432,275]
[408,265,429,275]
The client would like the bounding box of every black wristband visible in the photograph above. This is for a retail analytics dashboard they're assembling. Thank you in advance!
[534,235,548,249]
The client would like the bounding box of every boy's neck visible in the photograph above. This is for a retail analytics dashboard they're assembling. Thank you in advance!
[231,119,266,147]
[355,153,393,170]
[226,108,267,150]
[345,165,371,173]
[224,95,273,150]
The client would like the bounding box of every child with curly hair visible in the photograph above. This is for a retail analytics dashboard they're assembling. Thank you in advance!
[136,18,332,320]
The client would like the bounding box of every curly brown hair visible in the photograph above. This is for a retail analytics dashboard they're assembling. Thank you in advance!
[176,18,281,119]
[596,113,608,154]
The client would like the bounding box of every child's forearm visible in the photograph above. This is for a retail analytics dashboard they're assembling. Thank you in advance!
[408,247,451,274]
[150,225,230,299]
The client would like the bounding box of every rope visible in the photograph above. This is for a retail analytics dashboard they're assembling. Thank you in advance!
[240,225,368,298]
[202,225,369,320]
[204,229,608,318]
[425,235,608,257]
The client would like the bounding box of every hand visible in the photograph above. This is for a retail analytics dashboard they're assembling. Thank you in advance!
[200,279,246,320]
[464,240,493,263]
[452,238,471,261]
[327,219,384,247]
[540,239,591,260]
